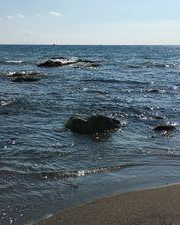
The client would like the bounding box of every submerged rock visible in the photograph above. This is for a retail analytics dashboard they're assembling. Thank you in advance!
[153,125,176,132]
[37,57,100,68]
[148,89,164,94]
[77,59,100,67]
[8,71,40,77]
[66,115,121,134]
[12,76,39,82]
[8,71,41,82]
[73,62,100,68]
[154,115,165,120]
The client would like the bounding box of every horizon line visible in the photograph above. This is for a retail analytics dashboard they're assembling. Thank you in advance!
[0,43,180,46]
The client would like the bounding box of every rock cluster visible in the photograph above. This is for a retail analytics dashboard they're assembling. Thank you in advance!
[38,57,100,68]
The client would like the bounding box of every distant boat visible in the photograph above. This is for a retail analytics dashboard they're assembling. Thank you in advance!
[53,44,56,46]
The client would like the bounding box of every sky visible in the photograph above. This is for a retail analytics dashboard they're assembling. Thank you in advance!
[0,0,180,45]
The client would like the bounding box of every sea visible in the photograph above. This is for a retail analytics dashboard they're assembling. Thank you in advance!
[1,45,180,225]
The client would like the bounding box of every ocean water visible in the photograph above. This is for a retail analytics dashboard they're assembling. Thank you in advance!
[1,45,180,225]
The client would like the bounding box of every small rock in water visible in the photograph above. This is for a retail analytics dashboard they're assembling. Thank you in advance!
[73,62,100,68]
[148,89,165,94]
[8,71,41,82]
[148,89,164,94]
[153,125,176,132]
[154,115,165,120]
[8,71,39,77]
[38,59,69,67]
[66,115,121,134]
[13,76,39,82]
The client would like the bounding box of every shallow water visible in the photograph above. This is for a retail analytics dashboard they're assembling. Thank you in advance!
[1,45,180,225]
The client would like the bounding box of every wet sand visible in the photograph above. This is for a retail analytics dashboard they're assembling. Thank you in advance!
[35,184,180,225]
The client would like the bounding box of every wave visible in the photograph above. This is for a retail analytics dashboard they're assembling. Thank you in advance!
[7,71,42,77]
[48,57,100,64]
[51,57,79,64]
[6,60,23,64]
[0,100,10,107]
[0,60,28,65]
[0,163,142,180]
[37,163,142,179]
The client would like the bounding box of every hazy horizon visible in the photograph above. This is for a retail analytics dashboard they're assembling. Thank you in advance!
[1,0,180,45]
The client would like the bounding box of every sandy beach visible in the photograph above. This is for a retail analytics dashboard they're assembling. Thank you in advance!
[35,184,180,225]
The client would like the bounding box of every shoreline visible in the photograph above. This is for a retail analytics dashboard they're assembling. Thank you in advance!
[35,183,180,225]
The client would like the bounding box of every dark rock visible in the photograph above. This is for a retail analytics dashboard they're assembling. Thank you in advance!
[38,60,63,67]
[77,59,100,68]
[78,59,95,63]
[66,117,91,134]
[155,115,165,120]
[8,72,38,77]
[66,115,121,134]
[12,76,39,82]
[72,62,100,69]
[127,65,141,69]
[148,89,164,94]
[37,58,100,68]
[84,62,100,68]
[87,115,120,133]
[153,125,176,132]
[8,71,41,82]
[38,58,79,67]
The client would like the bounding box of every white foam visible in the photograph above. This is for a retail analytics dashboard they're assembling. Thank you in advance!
[77,170,85,176]
[6,60,23,64]
[51,57,78,64]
